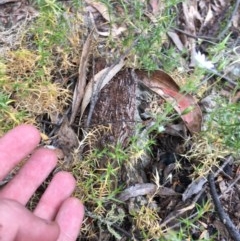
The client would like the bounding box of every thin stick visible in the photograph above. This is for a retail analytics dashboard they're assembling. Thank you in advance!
[218,0,240,40]
[208,173,240,241]
[172,27,217,42]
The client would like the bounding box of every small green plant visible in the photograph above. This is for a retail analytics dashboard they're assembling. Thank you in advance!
[208,101,240,154]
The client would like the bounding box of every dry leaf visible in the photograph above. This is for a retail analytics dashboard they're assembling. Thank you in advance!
[118,183,157,202]
[118,183,180,202]
[202,7,214,28]
[94,26,126,37]
[160,202,195,228]
[182,1,202,33]
[219,179,228,193]
[70,31,93,124]
[134,70,202,133]
[87,0,126,37]
[182,176,206,201]
[0,0,18,4]
[156,186,182,197]
[213,220,230,239]
[167,31,184,51]
[86,0,112,22]
[80,59,125,118]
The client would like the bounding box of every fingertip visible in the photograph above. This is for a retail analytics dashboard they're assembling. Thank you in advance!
[56,197,84,241]
[66,197,85,217]
[60,197,85,221]
[54,171,76,186]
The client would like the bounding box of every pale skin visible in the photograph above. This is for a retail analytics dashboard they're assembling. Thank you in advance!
[0,124,84,241]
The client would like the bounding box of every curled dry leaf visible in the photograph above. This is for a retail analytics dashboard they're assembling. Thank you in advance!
[70,31,93,124]
[80,59,125,118]
[134,70,202,133]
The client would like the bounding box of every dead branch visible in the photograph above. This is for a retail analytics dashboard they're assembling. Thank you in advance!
[208,173,240,241]
[218,0,240,40]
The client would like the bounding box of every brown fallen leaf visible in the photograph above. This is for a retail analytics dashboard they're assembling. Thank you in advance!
[134,70,202,133]
[70,31,93,124]
[80,59,125,118]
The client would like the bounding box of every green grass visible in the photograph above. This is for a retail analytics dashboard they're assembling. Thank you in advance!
[208,101,240,154]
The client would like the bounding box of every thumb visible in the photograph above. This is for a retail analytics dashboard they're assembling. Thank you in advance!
[0,199,60,241]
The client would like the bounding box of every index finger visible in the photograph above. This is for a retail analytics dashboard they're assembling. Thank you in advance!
[0,124,40,181]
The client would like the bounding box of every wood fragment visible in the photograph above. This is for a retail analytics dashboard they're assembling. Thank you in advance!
[208,173,240,241]
[80,60,125,118]
[86,38,139,127]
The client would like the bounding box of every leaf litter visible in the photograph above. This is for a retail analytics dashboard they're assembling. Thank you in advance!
[1,0,240,240]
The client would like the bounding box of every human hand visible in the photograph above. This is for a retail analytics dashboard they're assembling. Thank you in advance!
[0,124,84,241]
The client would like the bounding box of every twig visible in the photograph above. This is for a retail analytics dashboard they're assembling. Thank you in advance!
[172,27,218,42]
[111,223,135,239]
[86,38,140,127]
[208,68,237,87]
[218,0,240,40]
[208,173,240,241]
